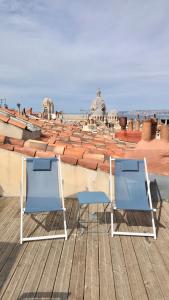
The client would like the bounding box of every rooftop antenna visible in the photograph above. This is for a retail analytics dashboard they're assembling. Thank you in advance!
[0,98,6,107]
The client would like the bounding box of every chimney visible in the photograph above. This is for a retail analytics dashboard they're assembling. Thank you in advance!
[142,119,157,141]
[128,119,133,131]
[160,124,169,142]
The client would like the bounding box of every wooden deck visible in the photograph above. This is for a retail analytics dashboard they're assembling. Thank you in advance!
[0,197,169,300]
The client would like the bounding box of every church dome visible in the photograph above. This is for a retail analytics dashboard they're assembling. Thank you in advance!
[90,89,106,115]
[42,97,53,106]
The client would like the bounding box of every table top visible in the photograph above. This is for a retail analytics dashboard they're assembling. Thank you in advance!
[76,191,110,204]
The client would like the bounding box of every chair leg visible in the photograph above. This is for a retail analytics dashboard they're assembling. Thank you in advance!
[111,208,156,239]
[151,210,156,239]
[111,209,114,237]
[20,210,23,244]
[63,209,67,240]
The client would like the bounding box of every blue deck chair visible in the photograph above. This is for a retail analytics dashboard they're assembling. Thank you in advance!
[20,157,67,244]
[110,158,156,239]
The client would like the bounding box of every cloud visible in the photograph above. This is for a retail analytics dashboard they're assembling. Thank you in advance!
[0,0,169,112]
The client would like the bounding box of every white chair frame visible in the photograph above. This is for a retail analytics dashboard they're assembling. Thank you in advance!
[20,156,67,244]
[109,157,156,239]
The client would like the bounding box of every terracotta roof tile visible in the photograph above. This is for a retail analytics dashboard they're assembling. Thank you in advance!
[72,132,82,137]
[55,127,63,132]
[5,137,24,146]
[64,148,85,158]
[70,136,81,143]
[21,147,36,157]
[71,143,83,147]
[112,149,125,158]
[40,137,49,142]
[14,145,24,154]
[36,151,56,158]
[59,136,70,142]
[82,135,93,140]
[54,141,68,148]
[93,137,105,142]
[47,144,65,155]
[0,107,16,115]
[81,143,96,150]
[107,144,119,151]
[8,118,27,129]
[103,135,113,141]
[115,130,141,143]
[0,114,10,123]
[24,140,48,151]
[60,155,78,165]
[55,136,62,141]
[99,161,110,173]
[86,148,112,158]
[0,135,6,144]
[41,132,51,138]
[93,141,106,148]
[0,144,14,151]
[78,158,98,170]
[99,160,115,174]
[62,130,72,135]
[48,136,56,144]
[83,152,104,162]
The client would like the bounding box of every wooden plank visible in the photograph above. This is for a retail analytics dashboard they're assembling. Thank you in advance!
[157,202,169,242]
[0,203,44,295]
[138,211,169,299]
[0,213,49,299]
[1,208,59,299]
[34,199,74,298]
[17,200,73,300]
[98,204,116,300]
[110,236,132,300]
[110,211,132,300]
[115,210,148,299]
[0,198,18,231]
[127,211,164,300]
[51,199,79,299]
[0,205,49,278]
[1,197,169,300]
[67,203,88,300]
[84,203,99,300]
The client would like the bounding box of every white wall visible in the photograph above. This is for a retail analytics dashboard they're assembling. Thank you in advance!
[0,122,23,139]
[0,121,41,140]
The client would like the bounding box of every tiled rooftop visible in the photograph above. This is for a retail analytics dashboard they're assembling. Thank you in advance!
[0,109,41,132]
[0,128,124,171]
[0,107,169,175]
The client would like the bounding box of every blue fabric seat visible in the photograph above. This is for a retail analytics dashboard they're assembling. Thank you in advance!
[20,157,67,243]
[110,158,156,239]
[115,159,151,211]
[25,158,62,213]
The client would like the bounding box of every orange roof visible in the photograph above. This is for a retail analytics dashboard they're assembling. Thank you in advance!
[8,119,27,129]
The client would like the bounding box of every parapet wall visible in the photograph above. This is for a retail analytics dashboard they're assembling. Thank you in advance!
[1,147,169,201]
[0,148,111,198]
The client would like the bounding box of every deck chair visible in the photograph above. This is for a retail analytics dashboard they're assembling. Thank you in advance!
[110,157,156,239]
[20,156,67,244]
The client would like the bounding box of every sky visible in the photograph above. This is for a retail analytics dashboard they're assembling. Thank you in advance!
[0,0,169,113]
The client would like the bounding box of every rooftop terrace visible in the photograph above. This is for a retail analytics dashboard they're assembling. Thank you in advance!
[0,196,169,299]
